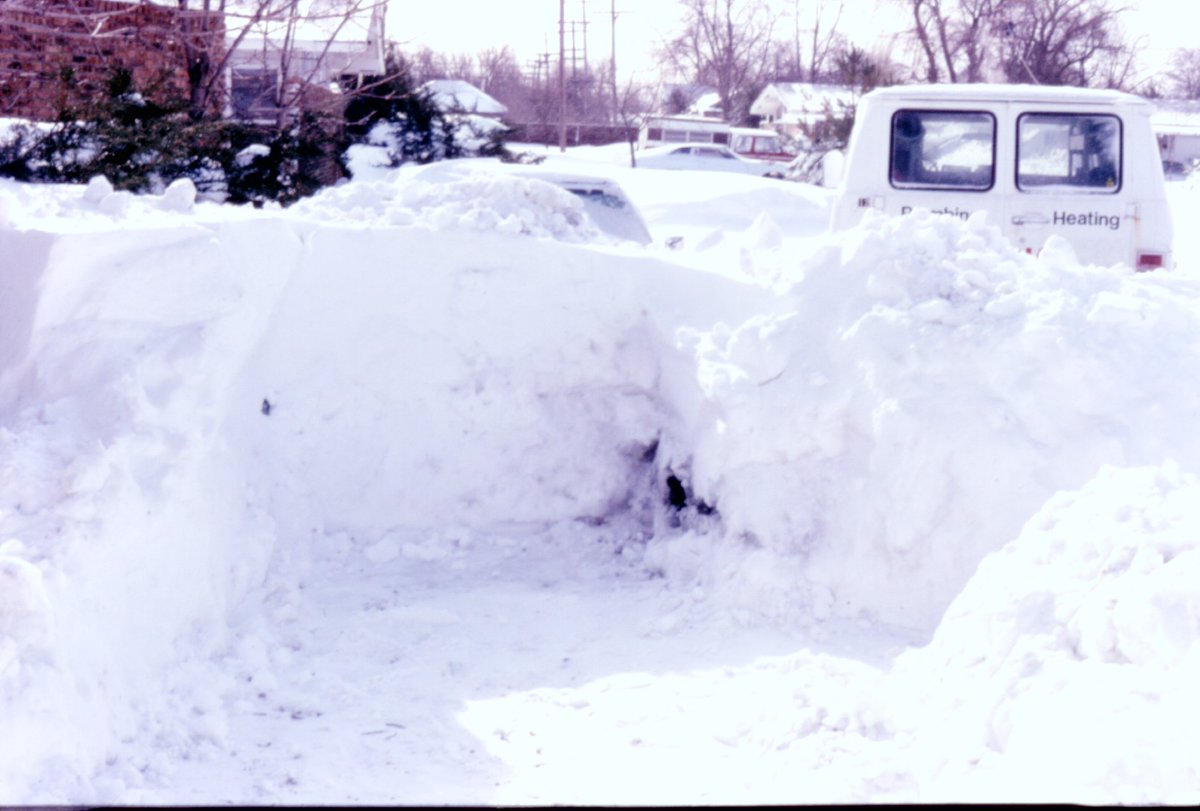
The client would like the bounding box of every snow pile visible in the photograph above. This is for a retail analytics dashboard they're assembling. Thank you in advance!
[0,174,772,800]
[223,224,764,546]
[462,463,1200,805]
[888,462,1200,802]
[292,167,603,242]
[3,163,1200,804]
[652,208,1200,628]
[458,644,894,805]
[0,211,290,798]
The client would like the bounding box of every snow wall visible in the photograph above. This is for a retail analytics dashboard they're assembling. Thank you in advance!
[2,173,1200,797]
[658,211,1200,628]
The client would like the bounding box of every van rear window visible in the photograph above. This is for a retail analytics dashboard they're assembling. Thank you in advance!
[890,110,995,191]
[1017,113,1121,193]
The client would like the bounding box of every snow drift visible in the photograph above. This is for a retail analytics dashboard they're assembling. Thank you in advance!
[2,163,1199,803]
[653,207,1200,628]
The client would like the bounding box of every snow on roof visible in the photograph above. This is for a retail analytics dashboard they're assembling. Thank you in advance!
[751,83,857,115]
[864,83,1153,109]
[642,113,729,128]
[688,91,723,116]
[421,80,508,117]
[1152,99,1200,136]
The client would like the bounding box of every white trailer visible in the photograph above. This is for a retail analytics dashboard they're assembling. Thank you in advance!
[830,84,1173,272]
[638,115,731,149]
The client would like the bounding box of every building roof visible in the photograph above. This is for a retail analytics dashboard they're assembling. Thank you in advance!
[226,0,386,76]
[750,83,857,117]
[422,80,508,117]
[1152,99,1200,136]
[688,91,723,117]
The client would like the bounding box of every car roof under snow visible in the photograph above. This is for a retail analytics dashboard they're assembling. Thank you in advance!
[865,83,1153,109]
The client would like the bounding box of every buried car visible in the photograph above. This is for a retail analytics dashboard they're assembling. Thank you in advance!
[634,143,782,178]
[399,160,654,246]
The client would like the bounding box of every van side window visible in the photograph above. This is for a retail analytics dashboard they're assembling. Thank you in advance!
[1017,113,1121,193]
[890,110,995,191]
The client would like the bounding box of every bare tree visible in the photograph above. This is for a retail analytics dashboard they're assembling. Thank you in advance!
[896,0,1131,87]
[898,0,1002,83]
[786,0,844,82]
[954,0,1001,82]
[659,0,776,125]
[905,0,952,82]
[996,0,1130,87]
[608,74,651,166]
[406,46,449,84]
[1166,48,1200,99]
[224,0,387,129]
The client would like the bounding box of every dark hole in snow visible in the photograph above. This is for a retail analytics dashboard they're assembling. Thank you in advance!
[664,470,717,517]
[665,475,687,510]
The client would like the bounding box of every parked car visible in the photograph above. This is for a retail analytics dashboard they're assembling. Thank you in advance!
[830,84,1173,271]
[401,160,654,245]
[1162,159,1192,181]
[635,143,782,177]
[730,127,796,163]
[536,172,654,245]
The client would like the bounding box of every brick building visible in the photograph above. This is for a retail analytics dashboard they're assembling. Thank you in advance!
[0,0,223,120]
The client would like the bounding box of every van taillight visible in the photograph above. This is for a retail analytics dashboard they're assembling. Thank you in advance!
[1136,252,1165,272]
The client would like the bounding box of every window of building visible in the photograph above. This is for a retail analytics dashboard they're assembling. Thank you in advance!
[231,68,280,119]
[890,109,996,191]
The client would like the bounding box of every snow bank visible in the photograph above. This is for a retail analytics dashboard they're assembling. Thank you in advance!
[886,462,1200,803]
[462,463,1200,805]
[4,165,1200,803]
[224,224,770,548]
[651,208,1200,628]
[0,175,773,799]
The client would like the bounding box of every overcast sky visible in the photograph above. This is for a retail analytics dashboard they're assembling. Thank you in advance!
[386,0,1194,84]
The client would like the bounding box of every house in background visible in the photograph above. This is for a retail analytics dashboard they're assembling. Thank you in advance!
[686,90,724,120]
[226,0,387,122]
[421,79,507,120]
[749,82,857,138]
[636,84,726,149]
[1151,99,1200,174]
[0,0,386,125]
[0,0,222,120]
[418,79,509,149]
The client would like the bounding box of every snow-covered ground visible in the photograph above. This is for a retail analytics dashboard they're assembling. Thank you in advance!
[2,146,1199,804]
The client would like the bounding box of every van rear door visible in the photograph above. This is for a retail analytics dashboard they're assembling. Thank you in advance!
[883,108,997,223]
[1006,110,1130,266]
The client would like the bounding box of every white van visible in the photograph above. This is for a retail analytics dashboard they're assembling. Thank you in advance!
[830,84,1173,271]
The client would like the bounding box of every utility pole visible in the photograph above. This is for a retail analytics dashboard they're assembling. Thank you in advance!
[579,0,589,122]
[559,0,566,150]
[610,0,618,118]
[580,0,589,77]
